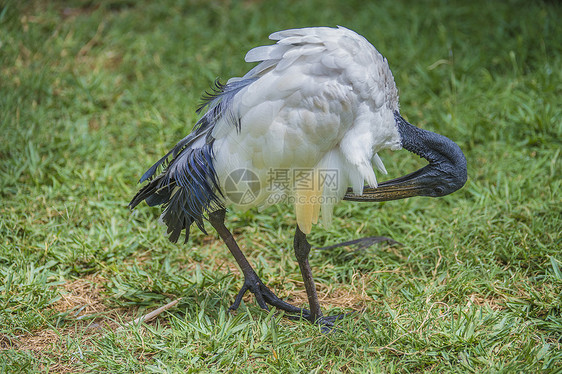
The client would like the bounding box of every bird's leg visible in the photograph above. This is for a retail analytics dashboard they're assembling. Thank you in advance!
[208,209,310,317]
[293,225,323,322]
[294,225,350,329]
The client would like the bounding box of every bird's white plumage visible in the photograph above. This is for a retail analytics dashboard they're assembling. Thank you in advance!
[212,26,403,233]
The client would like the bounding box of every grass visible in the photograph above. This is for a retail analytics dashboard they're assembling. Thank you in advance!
[0,0,560,372]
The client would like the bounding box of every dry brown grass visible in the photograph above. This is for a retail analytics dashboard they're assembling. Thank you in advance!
[1,275,132,354]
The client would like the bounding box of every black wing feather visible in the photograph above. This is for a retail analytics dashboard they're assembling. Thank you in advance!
[130,78,255,243]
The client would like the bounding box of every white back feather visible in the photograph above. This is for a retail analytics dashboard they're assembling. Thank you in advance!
[212,26,402,231]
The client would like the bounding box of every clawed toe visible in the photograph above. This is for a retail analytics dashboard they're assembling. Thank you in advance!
[228,274,358,332]
[312,310,358,332]
[229,272,311,318]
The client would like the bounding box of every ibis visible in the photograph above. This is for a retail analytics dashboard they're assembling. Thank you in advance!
[129,26,467,327]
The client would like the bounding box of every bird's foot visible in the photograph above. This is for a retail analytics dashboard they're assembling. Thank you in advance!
[229,272,311,319]
[311,311,357,333]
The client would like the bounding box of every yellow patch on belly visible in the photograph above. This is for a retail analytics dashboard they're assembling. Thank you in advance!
[294,169,322,234]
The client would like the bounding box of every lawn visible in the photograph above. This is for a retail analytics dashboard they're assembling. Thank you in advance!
[1,0,561,372]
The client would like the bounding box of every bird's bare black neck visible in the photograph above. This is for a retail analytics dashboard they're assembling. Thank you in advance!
[393,111,467,195]
[394,112,466,171]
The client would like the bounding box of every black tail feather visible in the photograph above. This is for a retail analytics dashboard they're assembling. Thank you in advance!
[129,143,223,243]
[129,178,172,210]
[130,78,256,243]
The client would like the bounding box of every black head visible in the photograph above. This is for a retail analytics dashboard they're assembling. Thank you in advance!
[345,112,467,202]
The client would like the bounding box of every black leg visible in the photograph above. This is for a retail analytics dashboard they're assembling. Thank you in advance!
[294,225,353,330]
[208,209,310,317]
[293,225,323,322]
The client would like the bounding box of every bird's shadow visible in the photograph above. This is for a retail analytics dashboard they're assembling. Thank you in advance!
[314,236,403,263]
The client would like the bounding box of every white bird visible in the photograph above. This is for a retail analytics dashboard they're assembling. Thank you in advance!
[130,26,467,327]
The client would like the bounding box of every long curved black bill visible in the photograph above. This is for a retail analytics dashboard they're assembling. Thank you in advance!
[344,112,467,202]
